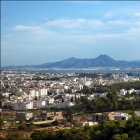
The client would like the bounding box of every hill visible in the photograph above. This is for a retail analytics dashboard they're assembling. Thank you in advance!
[2,54,140,69]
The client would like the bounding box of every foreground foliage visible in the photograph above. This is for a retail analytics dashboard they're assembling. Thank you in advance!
[30,115,140,140]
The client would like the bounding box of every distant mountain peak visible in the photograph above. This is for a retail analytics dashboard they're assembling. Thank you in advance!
[68,57,76,60]
[2,54,140,69]
[96,54,115,61]
[98,54,112,58]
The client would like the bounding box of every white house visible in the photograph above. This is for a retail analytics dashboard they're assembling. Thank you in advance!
[128,89,135,94]
[119,89,127,96]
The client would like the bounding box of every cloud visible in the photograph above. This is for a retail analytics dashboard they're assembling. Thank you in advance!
[43,18,102,28]
[12,25,41,31]
[2,21,140,66]
[106,20,126,25]
[134,12,140,16]
[104,12,113,18]
[135,22,140,26]
[43,18,52,21]
[126,27,140,35]
[88,20,102,26]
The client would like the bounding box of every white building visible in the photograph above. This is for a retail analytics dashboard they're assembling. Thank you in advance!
[112,112,131,121]
[46,97,54,105]
[37,100,46,108]
[46,101,75,109]
[135,111,140,116]
[135,90,140,94]
[35,90,39,97]
[128,89,135,94]
[12,101,33,110]
[74,84,83,91]
[38,88,47,97]
[30,89,36,97]
[119,89,127,96]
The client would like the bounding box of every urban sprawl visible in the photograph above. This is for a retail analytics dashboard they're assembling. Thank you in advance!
[0,69,140,139]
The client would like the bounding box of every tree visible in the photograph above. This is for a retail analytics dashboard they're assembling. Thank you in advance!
[131,91,137,97]
[18,123,28,131]
[28,124,36,131]
[64,89,72,94]
[74,132,91,140]
[111,133,128,140]
[0,116,4,129]
[111,134,122,140]
[75,94,77,102]
[76,98,80,104]
[62,98,64,103]
[71,96,74,102]
[30,130,48,140]
[124,91,130,98]
[47,117,53,120]
[81,86,92,94]
[80,96,89,103]
[133,134,140,140]
[6,131,24,140]
[66,108,74,124]
[52,120,59,126]
[34,96,38,101]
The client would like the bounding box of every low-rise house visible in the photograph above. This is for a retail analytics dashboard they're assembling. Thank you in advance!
[135,90,140,94]
[39,111,63,120]
[119,89,127,96]
[46,101,75,109]
[128,88,135,94]
[76,121,95,127]
[110,112,132,121]
[93,112,116,123]
[93,92,108,98]
[135,111,140,116]
[2,100,12,109]
[16,112,33,121]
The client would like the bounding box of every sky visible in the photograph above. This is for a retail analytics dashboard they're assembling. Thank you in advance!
[1,1,140,66]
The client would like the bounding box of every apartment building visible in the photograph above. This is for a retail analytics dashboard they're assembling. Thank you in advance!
[11,101,33,110]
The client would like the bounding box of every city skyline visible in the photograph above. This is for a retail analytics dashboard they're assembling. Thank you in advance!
[1,1,140,66]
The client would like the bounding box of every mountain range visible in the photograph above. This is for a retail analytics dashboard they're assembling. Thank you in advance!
[2,54,140,69]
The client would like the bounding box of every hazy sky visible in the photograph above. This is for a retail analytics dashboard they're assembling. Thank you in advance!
[1,1,140,66]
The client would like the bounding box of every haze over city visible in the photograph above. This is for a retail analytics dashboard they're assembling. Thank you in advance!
[1,1,140,66]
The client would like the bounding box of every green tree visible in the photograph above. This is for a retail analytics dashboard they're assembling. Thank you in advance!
[124,91,130,98]
[6,131,24,140]
[0,116,4,129]
[52,120,59,126]
[66,108,74,125]
[18,123,28,131]
[111,133,128,140]
[30,130,48,140]
[28,124,36,131]
[80,96,89,103]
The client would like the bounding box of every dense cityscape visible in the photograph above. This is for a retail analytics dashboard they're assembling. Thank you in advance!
[0,69,140,139]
